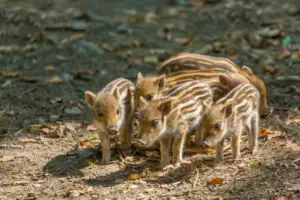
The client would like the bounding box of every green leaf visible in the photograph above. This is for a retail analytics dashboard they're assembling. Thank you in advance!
[282,36,291,48]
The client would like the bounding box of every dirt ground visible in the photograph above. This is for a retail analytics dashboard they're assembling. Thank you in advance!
[1,0,300,199]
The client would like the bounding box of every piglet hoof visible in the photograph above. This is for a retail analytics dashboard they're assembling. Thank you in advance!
[162,164,175,171]
[179,159,191,166]
[174,162,181,168]
[250,146,258,155]
[120,148,132,157]
[101,155,111,164]
[215,157,224,165]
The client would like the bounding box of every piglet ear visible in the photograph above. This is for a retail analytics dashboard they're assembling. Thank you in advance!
[155,74,166,91]
[85,91,97,108]
[112,86,120,99]
[159,99,172,116]
[223,104,233,119]
[136,72,144,85]
[241,66,254,76]
[218,73,231,87]
[139,96,148,107]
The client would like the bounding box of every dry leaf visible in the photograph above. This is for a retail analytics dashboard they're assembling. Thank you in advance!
[132,40,140,48]
[158,29,172,41]
[144,55,158,64]
[264,65,279,76]
[40,127,51,134]
[0,71,19,77]
[272,194,292,200]
[267,131,282,140]
[71,33,84,40]
[285,119,300,125]
[0,155,15,162]
[65,123,77,134]
[207,177,224,185]
[102,43,117,52]
[21,76,38,83]
[128,174,141,180]
[19,137,37,143]
[79,140,85,146]
[86,160,96,166]
[13,181,29,186]
[86,133,99,142]
[259,128,274,136]
[175,37,192,46]
[48,76,63,83]
[87,124,97,131]
[277,48,291,60]
[286,140,300,152]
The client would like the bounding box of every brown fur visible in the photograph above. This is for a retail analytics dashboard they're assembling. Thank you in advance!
[134,72,166,110]
[85,78,135,163]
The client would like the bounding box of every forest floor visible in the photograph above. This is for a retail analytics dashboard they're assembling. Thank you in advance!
[1,0,300,199]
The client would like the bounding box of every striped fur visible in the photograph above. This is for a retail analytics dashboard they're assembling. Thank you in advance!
[85,78,135,163]
[134,71,233,113]
[164,70,252,102]
[157,53,238,75]
[156,53,270,117]
[199,83,260,163]
[135,81,213,168]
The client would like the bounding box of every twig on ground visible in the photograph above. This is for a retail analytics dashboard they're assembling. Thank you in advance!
[258,140,269,156]
[13,88,37,97]
[275,115,300,134]
[0,103,9,118]
[192,168,199,190]
[291,157,300,169]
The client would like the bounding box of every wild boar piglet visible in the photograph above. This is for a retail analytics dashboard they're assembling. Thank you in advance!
[135,81,213,169]
[85,78,134,163]
[199,83,260,164]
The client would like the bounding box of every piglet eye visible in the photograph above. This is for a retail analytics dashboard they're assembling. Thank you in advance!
[214,122,222,130]
[151,120,160,127]
[117,109,120,115]
[97,112,103,117]
[146,94,154,101]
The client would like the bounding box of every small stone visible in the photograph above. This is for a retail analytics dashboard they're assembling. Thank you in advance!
[69,193,80,198]
[38,117,45,124]
[130,184,139,189]
[44,65,55,72]
[117,24,132,34]
[49,115,59,122]
[115,179,124,184]
[248,33,262,48]
[265,159,276,169]
[62,73,72,81]
[56,55,72,61]
[77,150,94,158]
[73,40,104,56]
[64,107,82,115]
[32,183,41,188]
[196,44,213,54]
[257,27,281,38]
[145,11,158,23]
[72,20,88,30]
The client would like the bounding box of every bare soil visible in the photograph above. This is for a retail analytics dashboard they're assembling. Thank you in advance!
[1,0,300,199]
